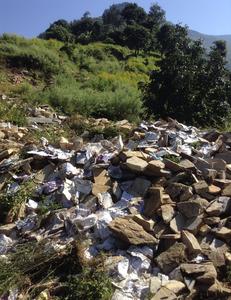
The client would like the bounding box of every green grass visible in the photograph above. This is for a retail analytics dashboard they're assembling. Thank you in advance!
[0,34,159,123]
[0,179,37,223]
[0,240,113,299]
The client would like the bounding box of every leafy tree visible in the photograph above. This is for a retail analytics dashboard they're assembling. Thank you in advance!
[82,11,91,19]
[123,24,151,53]
[102,3,128,27]
[71,18,94,38]
[121,3,147,25]
[146,3,166,29]
[142,24,231,126]
[199,41,231,125]
[39,19,73,42]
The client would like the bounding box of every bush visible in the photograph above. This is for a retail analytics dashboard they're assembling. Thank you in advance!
[0,180,36,223]
[66,268,113,300]
[0,37,157,123]
[40,77,143,122]
[0,34,62,76]
[0,99,27,126]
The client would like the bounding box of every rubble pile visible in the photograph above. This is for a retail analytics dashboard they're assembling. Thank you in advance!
[1,115,231,299]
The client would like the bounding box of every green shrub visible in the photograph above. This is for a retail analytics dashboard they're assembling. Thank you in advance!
[66,268,113,300]
[0,100,27,126]
[0,34,62,76]
[0,180,37,223]
[0,37,158,123]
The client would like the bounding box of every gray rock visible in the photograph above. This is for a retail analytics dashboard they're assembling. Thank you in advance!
[155,242,187,274]
[143,187,163,218]
[177,201,203,218]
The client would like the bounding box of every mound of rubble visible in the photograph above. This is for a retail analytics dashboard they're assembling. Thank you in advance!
[1,115,231,299]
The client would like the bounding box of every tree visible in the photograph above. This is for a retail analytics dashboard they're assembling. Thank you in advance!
[71,18,94,38]
[123,24,151,53]
[142,24,231,127]
[82,11,91,19]
[147,3,166,29]
[121,3,147,25]
[200,41,231,125]
[38,20,73,42]
[102,3,128,27]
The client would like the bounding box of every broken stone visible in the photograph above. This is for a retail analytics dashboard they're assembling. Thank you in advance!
[177,201,203,218]
[201,238,228,268]
[0,223,17,236]
[179,160,196,171]
[93,168,111,185]
[161,204,175,223]
[215,227,231,240]
[206,196,231,216]
[208,185,221,195]
[109,217,157,245]
[164,280,186,294]
[153,221,168,239]
[150,287,177,300]
[181,230,202,255]
[132,214,155,232]
[170,213,186,234]
[164,158,183,172]
[193,180,208,196]
[204,216,220,226]
[126,156,148,172]
[155,242,187,274]
[0,149,16,161]
[207,158,226,171]
[181,262,217,286]
[121,150,149,160]
[92,183,111,196]
[214,178,231,189]
[184,215,203,235]
[222,183,231,196]
[165,183,193,202]
[143,187,163,218]
[146,160,165,176]
[215,151,231,164]
[126,177,151,197]
[198,224,211,236]
[160,233,181,240]
[149,276,161,295]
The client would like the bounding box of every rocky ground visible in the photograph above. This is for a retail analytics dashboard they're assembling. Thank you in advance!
[1,101,231,299]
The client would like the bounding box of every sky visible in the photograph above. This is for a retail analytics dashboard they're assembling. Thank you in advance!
[0,0,231,38]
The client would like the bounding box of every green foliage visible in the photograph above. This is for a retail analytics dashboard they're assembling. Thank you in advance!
[123,24,151,53]
[226,265,231,282]
[0,239,112,299]
[0,99,27,126]
[66,268,113,300]
[37,199,63,215]
[0,241,75,297]
[0,34,62,76]
[164,154,181,164]
[0,36,157,122]
[0,180,37,223]
[39,20,74,43]
[39,3,166,52]
[142,24,231,127]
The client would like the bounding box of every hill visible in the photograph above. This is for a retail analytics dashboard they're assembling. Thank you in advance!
[189,30,231,68]
[0,34,159,124]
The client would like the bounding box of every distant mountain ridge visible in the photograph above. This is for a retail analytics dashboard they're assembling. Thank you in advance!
[188,30,231,68]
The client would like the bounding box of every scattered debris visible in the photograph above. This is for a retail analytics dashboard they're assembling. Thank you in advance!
[0,116,231,299]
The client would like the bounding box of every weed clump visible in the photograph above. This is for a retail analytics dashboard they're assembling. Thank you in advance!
[0,179,37,223]
[66,268,113,300]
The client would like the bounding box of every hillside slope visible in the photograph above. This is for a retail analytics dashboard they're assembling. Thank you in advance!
[189,29,231,68]
[0,34,159,123]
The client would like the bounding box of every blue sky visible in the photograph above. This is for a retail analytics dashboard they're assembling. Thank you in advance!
[1,0,231,37]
